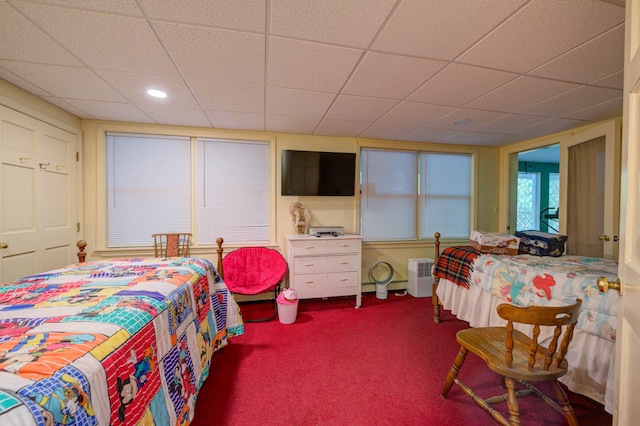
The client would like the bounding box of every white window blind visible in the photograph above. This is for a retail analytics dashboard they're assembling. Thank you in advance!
[420,153,472,239]
[196,138,269,245]
[361,148,473,241]
[106,133,191,247]
[361,149,417,240]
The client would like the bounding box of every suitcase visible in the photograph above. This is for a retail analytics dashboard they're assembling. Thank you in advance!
[515,230,567,257]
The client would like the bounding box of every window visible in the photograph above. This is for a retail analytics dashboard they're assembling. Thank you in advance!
[517,172,540,231]
[106,132,270,248]
[360,148,473,241]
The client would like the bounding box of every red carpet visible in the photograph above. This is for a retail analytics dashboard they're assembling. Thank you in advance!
[192,292,611,425]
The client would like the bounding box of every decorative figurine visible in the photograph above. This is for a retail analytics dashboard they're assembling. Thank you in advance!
[290,202,310,234]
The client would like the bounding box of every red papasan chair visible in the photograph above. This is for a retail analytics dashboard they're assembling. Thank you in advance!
[222,247,288,322]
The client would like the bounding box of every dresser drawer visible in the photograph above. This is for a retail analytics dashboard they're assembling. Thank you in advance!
[289,238,359,255]
[292,271,360,294]
[293,254,359,274]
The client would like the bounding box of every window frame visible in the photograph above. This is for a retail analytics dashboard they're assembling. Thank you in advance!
[95,124,277,254]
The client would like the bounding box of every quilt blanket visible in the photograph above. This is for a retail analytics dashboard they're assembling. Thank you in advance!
[470,254,619,342]
[0,257,244,426]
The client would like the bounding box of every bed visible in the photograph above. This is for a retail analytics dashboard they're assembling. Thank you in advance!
[430,233,619,414]
[0,239,242,425]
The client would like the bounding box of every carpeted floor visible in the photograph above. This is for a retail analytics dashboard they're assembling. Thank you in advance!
[191,292,612,425]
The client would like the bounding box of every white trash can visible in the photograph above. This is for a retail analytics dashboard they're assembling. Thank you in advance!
[276,288,299,324]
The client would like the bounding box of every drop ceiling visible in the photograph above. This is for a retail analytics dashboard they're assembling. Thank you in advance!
[0,0,626,147]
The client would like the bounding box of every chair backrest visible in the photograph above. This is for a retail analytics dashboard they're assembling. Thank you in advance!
[222,247,288,295]
[152,233,192,257]
[496,299,581,371]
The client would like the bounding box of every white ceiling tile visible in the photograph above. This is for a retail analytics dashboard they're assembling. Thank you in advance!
[96,70,199,108]
[28,0,144,15]
[142,0,265,31]
[40,96,97,119]
[563,97,623,121]
[521,86,622,117]
[271,0,396,47]
[0,67,53,97]
[0,2,82,66]
[376,101,456,126]
[155,22,265,85]
[343,52,446,99]
[188,82,264,113]
[591,71,624,89]
[208,111,265,131]
[441,132,513,146]
[466,76,578,113]
[402,127,460,143]
[62,99,153,122]
[0,60,126,101]
[458,0,625,72]
[12,2,177,75]
[472,114,548,134]
[359,123,418,141]
[409,63,519,107]
[268,37,362,92]
[137,104,211,127]
[427,108,507,131]
[326,95,397,122]
[266,114,320,134]
[529,26,624,83]
[315,119,370,137]
[373,0,527,60]
[266,87,335,117]
[515,117,590,140]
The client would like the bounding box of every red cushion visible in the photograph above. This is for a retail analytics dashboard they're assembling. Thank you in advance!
[222,247,288,295]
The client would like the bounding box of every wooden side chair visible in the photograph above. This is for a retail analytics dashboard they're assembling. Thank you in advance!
[440,299,582,426]
[152,233,192,257]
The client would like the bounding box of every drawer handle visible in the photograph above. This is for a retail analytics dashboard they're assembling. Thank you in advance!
[305,280,315,284]
[305,246,315,250]
[340,261,349,265]
[340,278,349,282]
[305,263,316,267]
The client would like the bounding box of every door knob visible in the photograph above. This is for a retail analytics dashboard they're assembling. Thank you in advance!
[598,235,610,241]
[597,277,621,294]
[0,242,8,249]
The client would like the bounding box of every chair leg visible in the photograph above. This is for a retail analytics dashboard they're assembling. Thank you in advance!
[441,347,468,398]
[552,380,579,426]
[504,377,522,426]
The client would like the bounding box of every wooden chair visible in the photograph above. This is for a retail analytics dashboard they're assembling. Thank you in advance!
[152,233,192,257]
[222,247,288,322]
[440,299,582,426]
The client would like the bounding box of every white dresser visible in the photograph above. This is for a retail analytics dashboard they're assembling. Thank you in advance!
[285,234,362,308]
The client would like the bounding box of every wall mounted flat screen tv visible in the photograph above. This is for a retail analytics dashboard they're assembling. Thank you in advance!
[281,150,356,196]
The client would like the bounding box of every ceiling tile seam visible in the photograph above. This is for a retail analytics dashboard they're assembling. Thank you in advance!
[8,0,146,18]
[137,2,215,128]
[309,0,404,137]
[559,96,624,118]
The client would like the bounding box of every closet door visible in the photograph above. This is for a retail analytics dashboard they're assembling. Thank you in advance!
[0,105,78,282]
[560,119,620,259]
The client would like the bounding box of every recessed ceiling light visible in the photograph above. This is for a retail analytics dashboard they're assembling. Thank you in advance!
[453,118,471,125]
[147,89,167,98]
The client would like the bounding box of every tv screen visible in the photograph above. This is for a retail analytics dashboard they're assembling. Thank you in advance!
[281,150,356,196]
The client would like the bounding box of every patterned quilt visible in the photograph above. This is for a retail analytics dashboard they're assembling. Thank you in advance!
[470,253,619,342]
[0,257,244,425]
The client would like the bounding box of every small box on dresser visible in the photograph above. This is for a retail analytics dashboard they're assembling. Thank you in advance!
[285,234,362,308]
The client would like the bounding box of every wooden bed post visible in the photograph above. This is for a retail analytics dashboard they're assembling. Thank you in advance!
[216,237,224,279]
[76,240,87,263]
[433,232,441,324]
